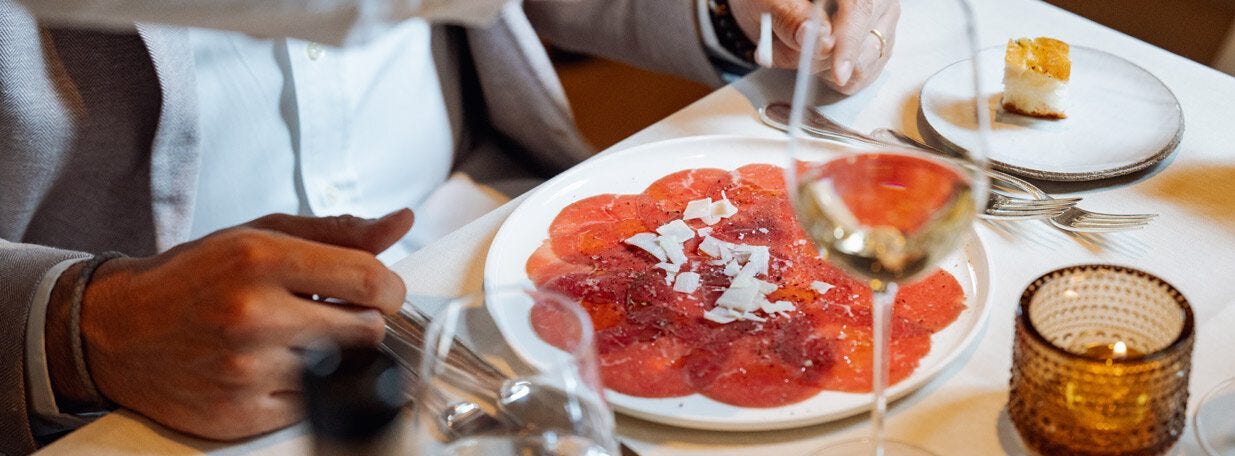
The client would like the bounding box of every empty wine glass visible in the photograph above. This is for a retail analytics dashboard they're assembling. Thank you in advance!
[1195,377,1235,456]
[784,0,989,454]
[409,287,618,455]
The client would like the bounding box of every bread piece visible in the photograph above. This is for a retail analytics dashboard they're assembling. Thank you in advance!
[1001,37,1070,119]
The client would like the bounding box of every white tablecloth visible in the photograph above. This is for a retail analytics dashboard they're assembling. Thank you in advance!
[38,0,1235,454]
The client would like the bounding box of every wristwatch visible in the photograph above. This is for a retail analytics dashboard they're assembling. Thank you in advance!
[702,0,758,73]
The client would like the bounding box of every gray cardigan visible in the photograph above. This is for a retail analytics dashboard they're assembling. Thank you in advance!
[0,0,721,452]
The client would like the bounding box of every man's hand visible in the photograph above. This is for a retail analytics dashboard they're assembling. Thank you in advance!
[48,209,415,440]
[730,0,900,94]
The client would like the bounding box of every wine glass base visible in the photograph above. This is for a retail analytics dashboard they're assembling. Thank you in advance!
[1195,377,1235,456]
[810,438,937,456]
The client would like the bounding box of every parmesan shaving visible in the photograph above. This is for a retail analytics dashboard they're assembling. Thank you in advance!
[698,236,725,258]
[673,272,701,293]
[703,307,740,324]
[740,311,767,322]
[656,220,695,242]
[760,300,796,317]
[810,281,836,295]
[685,195,740,226]
[836,303,854,317]
[757,279,778,294]
[655,262,681,274]
[711,198,739,219]
[716,284,761,312]
[682,198,713,221]
[624,233,666,262]
[731,263,759,288]
[741,245,770,275]
[657,236,688,265]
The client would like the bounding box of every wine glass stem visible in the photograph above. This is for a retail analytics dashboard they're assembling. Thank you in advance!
[870,281,898,456]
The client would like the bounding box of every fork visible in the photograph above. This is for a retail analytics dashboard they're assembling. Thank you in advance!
[1048,207,1157,232]
[985,192,1080,220]
[757,103,1078,221]
[868,127,1157,232]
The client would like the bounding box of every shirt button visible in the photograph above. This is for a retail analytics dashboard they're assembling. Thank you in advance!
[307,43,324,61]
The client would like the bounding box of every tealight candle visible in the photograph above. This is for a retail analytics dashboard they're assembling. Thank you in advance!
[1081,340,1143,362]
[1008,265,1194,456]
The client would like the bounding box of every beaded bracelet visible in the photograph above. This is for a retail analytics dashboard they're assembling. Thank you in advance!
[68,251,125,410]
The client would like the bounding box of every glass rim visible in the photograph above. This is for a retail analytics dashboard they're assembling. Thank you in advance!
[1194,376,1235,456]
[1016,263,1195,365]
[431,284,598,365]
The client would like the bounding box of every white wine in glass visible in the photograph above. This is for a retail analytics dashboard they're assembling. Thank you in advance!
[794,152,976,285]
[791,142,979,456]
[784,0,989,455]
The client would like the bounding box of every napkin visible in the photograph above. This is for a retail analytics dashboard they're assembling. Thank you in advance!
[389,186,523,298]
[378,173,508,267]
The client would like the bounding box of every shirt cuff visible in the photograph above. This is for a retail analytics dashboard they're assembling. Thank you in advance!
[25,258,93,436]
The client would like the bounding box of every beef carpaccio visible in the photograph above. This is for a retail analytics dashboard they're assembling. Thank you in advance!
[525,164,966,408]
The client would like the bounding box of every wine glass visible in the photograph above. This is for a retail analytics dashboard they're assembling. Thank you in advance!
[1195,377,1235,456]
[409,287,618,455]
[783,0,989,454]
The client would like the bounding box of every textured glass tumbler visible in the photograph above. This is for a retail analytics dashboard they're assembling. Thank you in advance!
[1009,264,1194,456]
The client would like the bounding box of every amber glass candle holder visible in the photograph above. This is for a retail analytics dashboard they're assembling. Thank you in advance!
[1008,264,1194,456]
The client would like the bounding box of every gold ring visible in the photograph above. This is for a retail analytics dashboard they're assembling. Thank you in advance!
[869,28,887,59]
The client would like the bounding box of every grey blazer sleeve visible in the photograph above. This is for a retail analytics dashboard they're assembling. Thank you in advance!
[0,242,91,455]
[523,0,725,87]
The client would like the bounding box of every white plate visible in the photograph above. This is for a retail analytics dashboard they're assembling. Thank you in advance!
[920,46,1183,182]
[484,135,991,431]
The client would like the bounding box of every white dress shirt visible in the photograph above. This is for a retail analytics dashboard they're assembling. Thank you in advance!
[188,19,458,261]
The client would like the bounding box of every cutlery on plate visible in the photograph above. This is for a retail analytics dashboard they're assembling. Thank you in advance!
[758,102,886,148]
[756,102,1079,221]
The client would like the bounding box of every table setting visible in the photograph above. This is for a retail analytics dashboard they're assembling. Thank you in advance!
[35,0,1235,455]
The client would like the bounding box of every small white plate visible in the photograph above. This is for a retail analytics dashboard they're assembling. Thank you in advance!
[484,135,992,431]
[920,46,1183,182]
